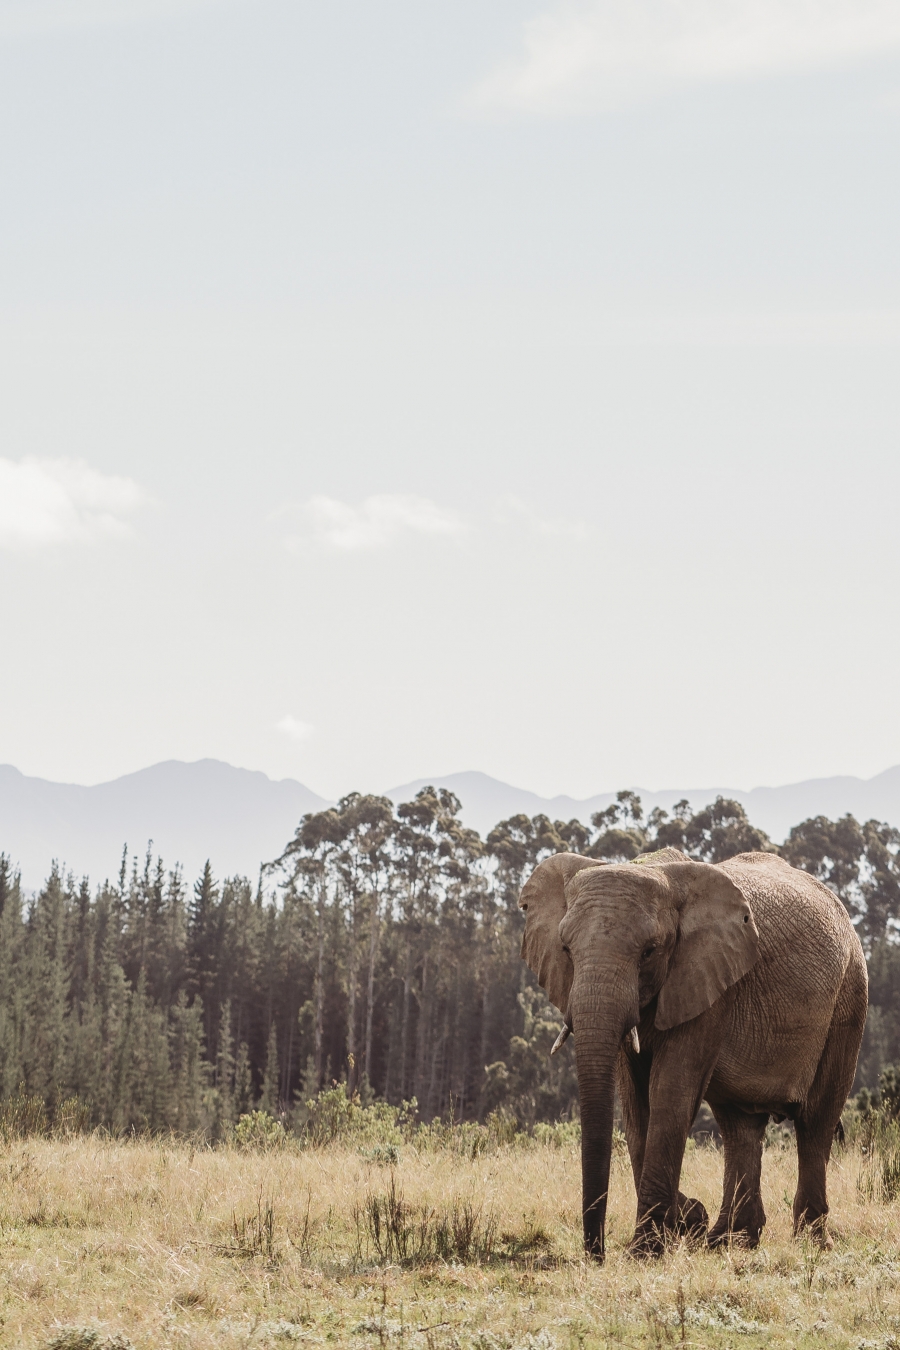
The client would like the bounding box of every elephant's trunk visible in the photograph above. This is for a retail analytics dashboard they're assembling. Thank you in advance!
[571,974,637,1261]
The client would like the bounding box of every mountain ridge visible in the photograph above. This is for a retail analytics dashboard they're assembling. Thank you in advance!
[4,759,900,890]
[0,760,328,890]
[384,767,900,842]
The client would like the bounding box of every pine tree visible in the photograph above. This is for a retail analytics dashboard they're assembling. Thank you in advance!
[234,1040,253,1117]
[0,856,25,1099]
[169,994,208,1134]
[188,862,219,1057]
[259,1023,279,1114]
[211,999,235,1138]
[24,866,70,1108]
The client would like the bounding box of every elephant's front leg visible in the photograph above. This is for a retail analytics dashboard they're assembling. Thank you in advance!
[629,1040,716,1256]
[618,1047,707,1250]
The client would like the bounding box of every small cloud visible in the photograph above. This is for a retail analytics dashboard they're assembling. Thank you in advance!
[277,715,314,743]
[0,457,148,550]
[467,0,900,116]
[283,493,465,552]
[494,495,588,540]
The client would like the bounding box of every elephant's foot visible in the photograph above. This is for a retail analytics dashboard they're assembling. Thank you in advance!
[675,1193,709,1240]
[627,1196,709,1258]
[793,1209,832,1249]
[708,1199,766,1250]
[626,1225,666,1259]
[707,1223,762,1250]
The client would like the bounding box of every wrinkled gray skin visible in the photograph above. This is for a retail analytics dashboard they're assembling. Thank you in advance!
[519,849,867,1260]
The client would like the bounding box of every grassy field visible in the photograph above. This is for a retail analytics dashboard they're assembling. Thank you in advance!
[0,1128,898,1350]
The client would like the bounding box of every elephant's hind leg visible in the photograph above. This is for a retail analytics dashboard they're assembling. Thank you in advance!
[616,1048,650,1199]
[708,1107,768,1248]
[792,1117,833,1243]
[793,956,867,1243]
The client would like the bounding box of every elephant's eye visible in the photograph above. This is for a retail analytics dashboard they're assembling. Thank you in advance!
[641,944,656,960]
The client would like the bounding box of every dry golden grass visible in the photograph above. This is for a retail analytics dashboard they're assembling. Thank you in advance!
[0,1131,898,1349]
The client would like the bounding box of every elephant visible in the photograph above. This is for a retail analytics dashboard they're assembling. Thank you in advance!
[519,847,867,1260]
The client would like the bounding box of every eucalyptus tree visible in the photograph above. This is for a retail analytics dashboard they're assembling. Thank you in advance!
[270,805,346,1090]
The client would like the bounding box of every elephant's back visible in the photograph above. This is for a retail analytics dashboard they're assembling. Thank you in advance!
[713,852,866,1104]
[720,852,861,975]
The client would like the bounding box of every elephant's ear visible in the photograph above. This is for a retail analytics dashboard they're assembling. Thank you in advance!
[655,861,760,1031]
[519,853,601,1014]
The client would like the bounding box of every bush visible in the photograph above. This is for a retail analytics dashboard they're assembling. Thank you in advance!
[532,1120,580,1149]
[301,1084,414,1148]
[53,1097,93,1138]
[485,1108,520,1146]
[45,1331,134,1350]
[417,1106,554,1157]
[0,1088,48,1140]
[414,1116,489,1158]
[0,1091,93,1142]
[845,1067,900,1203]
[362,1143,401,1165]
[233,1111,286,1151]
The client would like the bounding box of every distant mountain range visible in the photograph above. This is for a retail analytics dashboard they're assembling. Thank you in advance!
[0,761,328,891]
[386,769,900,846]
[4,759,900,890]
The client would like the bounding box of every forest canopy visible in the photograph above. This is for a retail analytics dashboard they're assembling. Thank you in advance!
[1,788,898,1136]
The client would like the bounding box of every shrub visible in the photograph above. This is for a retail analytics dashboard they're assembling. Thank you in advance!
[362,1143,401,1165]
[45,1331,135,1350]
[233,1111,286,1151]
[532,1120,580,1149]
[301,1084,413,1148]
[0,1088,49,1140]
[53,1097,92,1138]
[846,1068,900,1203]
[0,1091,92,1142]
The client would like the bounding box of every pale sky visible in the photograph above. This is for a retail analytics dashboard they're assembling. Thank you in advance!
[2,0,900,801]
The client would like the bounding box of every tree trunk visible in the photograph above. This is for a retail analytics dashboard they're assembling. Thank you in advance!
[383,992,399,1102]
[314,881,326,1090]
[364,891,380,1087]
[347,908,358,1095]
[400,943,412,1099]
[414,952,430,1108]
[477,978,491,1119]
[449,963,461,1114]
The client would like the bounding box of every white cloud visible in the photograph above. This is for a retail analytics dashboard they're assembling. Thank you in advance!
[469,0,900,115]
[0,456,148,550]
[285,493,465,552]
[277,715,314,743]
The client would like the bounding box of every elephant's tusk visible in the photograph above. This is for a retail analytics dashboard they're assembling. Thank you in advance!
[629,1026,641,1054]
[551,1024,571,1056]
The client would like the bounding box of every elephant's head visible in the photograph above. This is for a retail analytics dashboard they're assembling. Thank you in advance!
[519,849,759,1258]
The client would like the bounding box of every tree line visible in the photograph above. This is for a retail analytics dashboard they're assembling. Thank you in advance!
[0,787,898,1135]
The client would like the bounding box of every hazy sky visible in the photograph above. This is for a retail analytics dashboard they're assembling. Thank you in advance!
[3,0,900,800]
